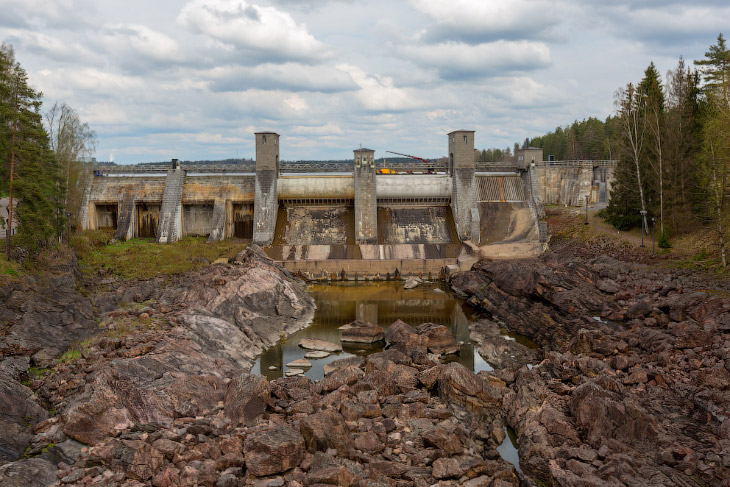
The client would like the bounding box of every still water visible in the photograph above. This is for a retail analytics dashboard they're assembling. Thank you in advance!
[252,281,489,381]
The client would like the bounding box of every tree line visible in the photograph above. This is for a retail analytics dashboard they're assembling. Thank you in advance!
[1,43,95,260]
[478,34,729,265]
[604,34,729,265]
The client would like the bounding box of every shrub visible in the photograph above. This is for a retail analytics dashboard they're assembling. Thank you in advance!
[658,231,671,249]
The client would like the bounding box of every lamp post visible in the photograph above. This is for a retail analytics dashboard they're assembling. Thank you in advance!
[651,217,656,257]
[65,212,72,245]
[639,210,647,247]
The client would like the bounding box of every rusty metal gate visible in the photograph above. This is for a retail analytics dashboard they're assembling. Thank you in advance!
[233,203,253,239]
[137,203,160,238]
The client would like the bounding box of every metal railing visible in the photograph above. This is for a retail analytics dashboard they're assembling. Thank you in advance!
[94,158,615,176]
[280,162,351,173]
[541,160,618,168]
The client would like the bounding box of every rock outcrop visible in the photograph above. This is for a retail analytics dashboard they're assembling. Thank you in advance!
[452,253,730,486]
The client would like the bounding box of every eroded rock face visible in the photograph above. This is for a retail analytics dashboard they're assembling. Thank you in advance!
[59,247,314,446]
[454,253,730,487]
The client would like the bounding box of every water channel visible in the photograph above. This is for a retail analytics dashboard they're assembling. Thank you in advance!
[252,280,536,472]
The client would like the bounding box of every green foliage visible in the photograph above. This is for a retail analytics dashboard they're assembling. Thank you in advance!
[59,349,81,363]
[1,44,68,258]
[529,117,618,161]
[693,248,709,261]
[658,231,671,248]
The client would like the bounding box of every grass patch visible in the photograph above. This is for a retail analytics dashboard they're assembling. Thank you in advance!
[0,257,22,280]
[59,349,82,363]
[21,366,52,386]
[71,231,244,279]
[58,339,93,363]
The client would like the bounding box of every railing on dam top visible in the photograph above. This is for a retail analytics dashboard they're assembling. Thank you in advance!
[92,159,615,176]
[541,160,618,168]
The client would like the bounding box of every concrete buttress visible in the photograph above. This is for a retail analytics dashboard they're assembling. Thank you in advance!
[252,132,279,245]
[156,167,185,243]
[354,148,377,244]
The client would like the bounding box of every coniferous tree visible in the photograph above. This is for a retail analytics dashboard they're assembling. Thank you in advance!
[695,34,730,265]
[1,45,66,258]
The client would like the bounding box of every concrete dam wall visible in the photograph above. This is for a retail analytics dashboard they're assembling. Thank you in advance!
[536,162,615,206]
[80,131,557,277]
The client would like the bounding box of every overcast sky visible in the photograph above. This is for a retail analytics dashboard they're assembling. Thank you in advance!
[1,0,727,164]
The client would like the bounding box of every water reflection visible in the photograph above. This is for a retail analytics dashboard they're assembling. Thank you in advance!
[252,281,479,381]
[496,426,522,473]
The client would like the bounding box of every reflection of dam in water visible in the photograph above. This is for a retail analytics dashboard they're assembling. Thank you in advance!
[253,282,480,381]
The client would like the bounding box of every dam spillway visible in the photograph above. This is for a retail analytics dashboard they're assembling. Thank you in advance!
[78,130,610,278]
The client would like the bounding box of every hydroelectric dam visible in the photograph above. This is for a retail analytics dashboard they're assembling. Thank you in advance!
[79,130,614,279]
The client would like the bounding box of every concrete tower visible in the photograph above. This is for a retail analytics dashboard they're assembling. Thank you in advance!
[354,148,377,244]
[252,132,280,245]
[448,130,480,242]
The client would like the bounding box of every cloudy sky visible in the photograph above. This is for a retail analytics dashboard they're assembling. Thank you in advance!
[1,0,727,163]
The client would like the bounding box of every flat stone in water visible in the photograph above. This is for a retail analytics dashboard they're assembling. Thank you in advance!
[286,358,312,369]
[298,338,341,353]
[304,351,330,359]
[268,366,278,371]
[285,368,304,377]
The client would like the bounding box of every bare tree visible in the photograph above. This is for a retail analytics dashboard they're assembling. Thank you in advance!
[44,102,96,221]
[616,83,649,233]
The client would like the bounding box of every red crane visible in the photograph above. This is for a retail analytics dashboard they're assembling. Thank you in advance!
[385,150,429,164]
[385,150,434,174]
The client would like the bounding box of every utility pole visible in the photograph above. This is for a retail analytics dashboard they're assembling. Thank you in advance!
[640,210,647,248]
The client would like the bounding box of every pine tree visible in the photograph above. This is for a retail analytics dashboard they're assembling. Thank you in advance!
[695,33,730,102]
[1,46,65,258]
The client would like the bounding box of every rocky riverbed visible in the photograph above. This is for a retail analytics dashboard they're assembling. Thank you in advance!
[451,248,730,486]
[1,236,729,487]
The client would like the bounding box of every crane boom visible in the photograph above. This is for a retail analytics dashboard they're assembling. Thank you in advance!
[385,150,429,164]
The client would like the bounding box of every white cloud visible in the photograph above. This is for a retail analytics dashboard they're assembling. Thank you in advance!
[177,0,326,62]
[337,64,429,112]
[408,0,563,43]
[398,40,551,79]
[99,24,184,65]
[205,63,358,93]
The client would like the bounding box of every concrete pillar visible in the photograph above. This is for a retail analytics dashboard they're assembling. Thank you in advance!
[156,166,185,243]
[448,130,479,242]
[252,132,280,246]
[354,148,377,244]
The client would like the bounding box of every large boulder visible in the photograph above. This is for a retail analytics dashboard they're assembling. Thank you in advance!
[0,458,57,487]
[571,381,658,448]
[339,320,384,343]
[0,376,48,461]
[415,322,459,354]
[244,424,305,477]
[299,408,353,455]
[224,373,270,427]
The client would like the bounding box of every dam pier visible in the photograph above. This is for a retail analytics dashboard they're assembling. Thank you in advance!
[80,130,614,279]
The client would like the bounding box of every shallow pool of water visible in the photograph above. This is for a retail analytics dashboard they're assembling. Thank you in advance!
[496,426,522,473]
[252,281,483,381]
